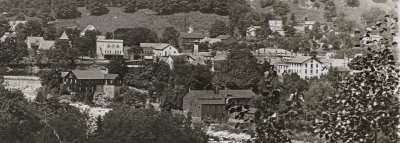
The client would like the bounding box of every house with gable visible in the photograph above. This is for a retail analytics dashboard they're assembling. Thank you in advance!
[9,21,27,32]
[96,36,124,60]
[182,89,257,123]
[140,43,180,57]
[268,20,285,36]
[285,56,326,79]
[246,25,261,38]
[62,70,122,98]
[179,32,209,47]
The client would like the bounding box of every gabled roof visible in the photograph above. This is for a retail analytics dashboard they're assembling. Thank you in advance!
[180,32,209,39]
[253,48,291,55]
[220,90,256,99]
[59,32,69,40]
[288,56,320,64]
[186,90,226,105]
[140,43,171,50]
[26,37,55,50]
[69,70,119,80]
[40,40,55,50]
[216,35,234,40]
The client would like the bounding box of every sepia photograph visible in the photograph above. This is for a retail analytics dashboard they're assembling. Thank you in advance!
[0,0,399,142]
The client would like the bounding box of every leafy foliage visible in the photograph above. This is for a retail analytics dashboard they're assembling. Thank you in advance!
[210,20,228,38]
[87,0,110,16]
[114,27,158,46]
[315,15,400,143]
[99,107,208,143]
[161,27,179,47]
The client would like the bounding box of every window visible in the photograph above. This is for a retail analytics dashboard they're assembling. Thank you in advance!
[305,70,307,74]
[311,70,313,75]
[316,70,318,74]
[311,64,313,69]
[316,64,319,68]
[305,64,307,68]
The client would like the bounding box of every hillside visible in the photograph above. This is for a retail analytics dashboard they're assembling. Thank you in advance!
[256,0,396,24]
[54,7,229,36]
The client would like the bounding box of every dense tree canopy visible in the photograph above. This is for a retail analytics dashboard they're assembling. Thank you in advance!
[210,20,228,38]
[99,107,208,143]
[161,27,179,47]
[114,27,158,46]
[213,50,264,89]
[87,0,110,16]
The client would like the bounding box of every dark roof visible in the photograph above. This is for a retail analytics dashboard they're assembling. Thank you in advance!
[70,70,119,80]
[220,90,256,99]
[217,35,234,40]
[180,32,208,39]
[288,56,321,64]
[185,90,226,105]
[185,90,256,105]
[335,66,351,72]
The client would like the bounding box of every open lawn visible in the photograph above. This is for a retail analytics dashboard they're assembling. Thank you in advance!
[54,7,229,36]
[256,0,395,25]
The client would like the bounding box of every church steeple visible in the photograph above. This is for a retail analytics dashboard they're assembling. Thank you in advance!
[59,31,69,40]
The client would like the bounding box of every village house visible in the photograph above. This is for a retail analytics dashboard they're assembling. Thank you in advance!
[268,20,285,36]
[0,32,16,42]
[186,41,215,65]
[246,25,261,38]
[361,34,383,45]
[287,56,325,79]
[182,89,257,123]
[275,56,326,79]
[179,32,209,47]
[140,43,180,57]
[62,70,122,98]
[96,36,124,60]
[9,20,27,31]
[200,37,221,45]
[80,25,96,37]
[25,32,69,57]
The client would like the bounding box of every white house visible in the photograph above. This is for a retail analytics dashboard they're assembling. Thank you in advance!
[80,25,96,37]
[268,20,285,36]
[140,43,180,57]
[9,21,27,31]
[96,36,124,60]
[246,25,261,38]
[26,37,55,50]
[361,34,383,45]
[287,56,325,79]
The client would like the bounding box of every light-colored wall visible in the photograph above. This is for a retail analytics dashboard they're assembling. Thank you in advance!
[96,40,124,59]
[153,45,180,57]
[3,76,41,88]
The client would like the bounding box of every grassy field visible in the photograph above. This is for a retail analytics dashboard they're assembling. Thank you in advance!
[255,0,395,24]
[54,7,229,36]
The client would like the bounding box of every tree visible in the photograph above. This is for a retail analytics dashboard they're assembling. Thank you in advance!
[15,12,25,20]
[54,0,82,19]
[290,13,296,26]
[0,38,16,64]
[161,27,179,47]
[260,0,275,8]
[37,6,55,23]
[346,0,360,7]
[214,50,264,89]
[273,1,290,16]
[191,64,213,90]
[100,107,207,143]
[361,7,386,25]
[48,39,79,66]
[107,57,127,77]
[124,0,138,13]
[283,25,296,37]
[316,16,400,143]
[87,0,109,16]
[24,20,43,37]
[0,19,10,37]
[324,1,336,22]
[114,27,158,46]
[309,21,322,40]
[210,20,228,38]
[43,24,58,40]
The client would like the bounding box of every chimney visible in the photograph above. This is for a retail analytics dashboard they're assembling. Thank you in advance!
[193,40,199,56]
[214,84,220,94]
